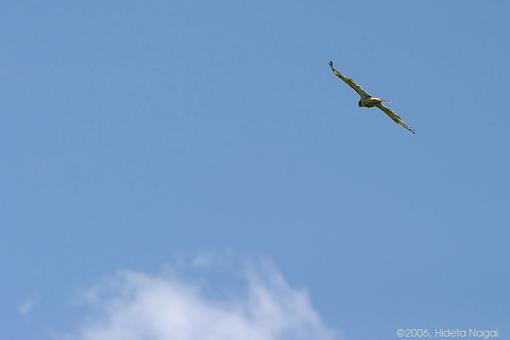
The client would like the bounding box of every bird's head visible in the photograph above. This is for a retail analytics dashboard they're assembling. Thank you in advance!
[358,100,362,107]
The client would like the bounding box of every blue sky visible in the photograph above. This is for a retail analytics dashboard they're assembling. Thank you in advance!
[1,1,509,339]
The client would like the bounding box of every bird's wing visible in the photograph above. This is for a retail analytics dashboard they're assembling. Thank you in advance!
[375,103,415,134]
[329,61,370,98]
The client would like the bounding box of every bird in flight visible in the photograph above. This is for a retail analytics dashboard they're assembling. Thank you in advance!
[328,61,415,134]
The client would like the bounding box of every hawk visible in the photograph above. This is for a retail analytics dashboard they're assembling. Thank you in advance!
[329,61,415,134]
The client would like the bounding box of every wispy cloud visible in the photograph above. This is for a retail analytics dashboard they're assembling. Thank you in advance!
[57,257,341,340]
[18,298,37,317]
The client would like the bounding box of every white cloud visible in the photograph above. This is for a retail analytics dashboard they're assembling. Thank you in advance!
[58,258,341,340]
[18,298,37,317]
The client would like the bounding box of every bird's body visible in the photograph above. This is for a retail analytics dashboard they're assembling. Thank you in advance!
[328,61,415,134]
[359,96,385,108]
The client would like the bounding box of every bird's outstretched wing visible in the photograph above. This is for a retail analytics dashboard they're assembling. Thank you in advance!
[375,103,415,134]
[329,61,370,98]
